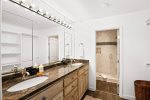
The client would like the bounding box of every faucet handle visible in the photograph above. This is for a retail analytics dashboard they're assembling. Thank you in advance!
[21,68,26,74]
[11,65,18,73]
[72,59,76,62]
[21,68,27,80]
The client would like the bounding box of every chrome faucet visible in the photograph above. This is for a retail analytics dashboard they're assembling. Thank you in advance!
[11,65,19,73]
[12,66,29,80]
[21,68,29,80]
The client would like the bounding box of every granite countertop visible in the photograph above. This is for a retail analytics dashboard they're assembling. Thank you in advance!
[2,60,89,100]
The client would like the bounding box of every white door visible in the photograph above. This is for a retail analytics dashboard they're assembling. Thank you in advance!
[48,37,59,63]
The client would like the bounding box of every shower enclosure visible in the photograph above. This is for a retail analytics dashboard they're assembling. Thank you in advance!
[96,29,120,95]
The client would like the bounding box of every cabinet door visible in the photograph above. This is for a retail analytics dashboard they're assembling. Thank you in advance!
[51,91,63,100]
[64,79,78,96]
[64,87,78,100]
[30,80,63,100]
[78,71,88,100]
[78,74,84,100]
[83,71,88,93]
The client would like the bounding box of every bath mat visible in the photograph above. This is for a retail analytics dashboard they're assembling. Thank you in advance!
[83,95,102,100]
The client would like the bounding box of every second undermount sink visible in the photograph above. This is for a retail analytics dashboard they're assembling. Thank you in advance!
[71,63,83,67]
[7,76,48,92]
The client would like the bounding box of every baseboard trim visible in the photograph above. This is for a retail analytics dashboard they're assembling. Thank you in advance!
[122,95,135,100]
[88,87,96,91]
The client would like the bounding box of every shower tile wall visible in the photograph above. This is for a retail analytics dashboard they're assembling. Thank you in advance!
[96,30,117,78]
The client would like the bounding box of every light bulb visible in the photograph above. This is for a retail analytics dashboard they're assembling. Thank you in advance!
[37,8,42,13]
[26,4,30,8]
[61,21,63,25]
[63,21,66,25]
[66,25,69,28]
[53,17,57,22]
[48,15,54,20]
[19,0,25,4]
[31,3,35,8]
[39,8,42,12]
[57,19,60,23]
[45,11,49,15]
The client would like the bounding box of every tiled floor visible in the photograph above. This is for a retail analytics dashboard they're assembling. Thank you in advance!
[83,95,102,100]
[82,90,125,100]
[82,80,127,100]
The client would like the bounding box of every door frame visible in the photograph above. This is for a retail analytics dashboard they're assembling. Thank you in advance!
[48,35,59,63]
[95,26,123,97]
[0,0,2,99]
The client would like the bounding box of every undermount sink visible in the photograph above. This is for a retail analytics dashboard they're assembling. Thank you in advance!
[7,76,48,92]
[71,63,83,67]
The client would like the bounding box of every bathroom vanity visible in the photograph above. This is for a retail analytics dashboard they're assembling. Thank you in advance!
[2,60,89,100]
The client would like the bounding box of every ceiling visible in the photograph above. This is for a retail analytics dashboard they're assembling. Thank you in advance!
[2,0,150,26]
[45,0,150,22]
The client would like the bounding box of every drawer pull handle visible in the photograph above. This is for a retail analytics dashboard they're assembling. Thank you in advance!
[42,96,46,100]
[72,86,75,88]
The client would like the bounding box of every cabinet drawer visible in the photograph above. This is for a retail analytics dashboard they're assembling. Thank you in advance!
[64,71,77,87]
[51,91,63,100]
[64,87,78,100]
[78,65,88,75]
[64,79,78,96]
[30,80,63,100]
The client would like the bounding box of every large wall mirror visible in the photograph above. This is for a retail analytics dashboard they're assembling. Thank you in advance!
[1,0,74,75]
[1,1,33,73]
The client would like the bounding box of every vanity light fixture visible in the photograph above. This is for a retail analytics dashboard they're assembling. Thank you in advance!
[31,3,35,8]
[50,15,54,20]
[63,21,66,25]
[39,8,43,12]
[53,17,56,22]
[26,4,30,8]
[19,1,23,4]
[57,19,61,24]
[43,13,46,16]
[8,0,72,29]
[61,21,64,25]
[45,11,49,16]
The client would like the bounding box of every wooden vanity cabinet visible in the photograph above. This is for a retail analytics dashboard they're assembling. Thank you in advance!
[64,65,88,100]
[64,70,78,100]
[28,65,88,100]
[29,80,63,100]
[51,91,63,100]
[78,65,89,100]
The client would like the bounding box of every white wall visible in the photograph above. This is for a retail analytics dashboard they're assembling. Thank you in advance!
[74,9,150,99]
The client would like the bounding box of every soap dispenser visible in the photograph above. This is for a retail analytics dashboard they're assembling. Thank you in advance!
[39,64,44,73]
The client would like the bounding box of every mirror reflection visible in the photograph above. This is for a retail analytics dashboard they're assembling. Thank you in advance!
[2,10,33,73]
[1,0,73,74]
